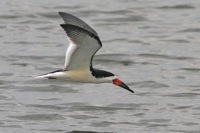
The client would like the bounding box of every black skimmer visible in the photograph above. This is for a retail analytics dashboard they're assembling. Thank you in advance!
[37,12,134,93]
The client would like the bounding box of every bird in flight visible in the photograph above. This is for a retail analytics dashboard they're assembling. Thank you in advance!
[37,12,134,93]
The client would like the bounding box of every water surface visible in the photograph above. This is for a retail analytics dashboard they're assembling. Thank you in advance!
[0,0,200,133]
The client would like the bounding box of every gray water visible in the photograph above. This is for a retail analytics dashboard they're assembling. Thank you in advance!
[0,0,200,133]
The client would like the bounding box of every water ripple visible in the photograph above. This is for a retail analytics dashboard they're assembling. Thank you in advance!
[67,131,115,133]
[9,114,65,121]
[98,15,148,23]
[138,53,196,60]
[163,93,200,98]
[180,68,200,72]
[158,4,195,9]
[26,104,67,110]
[129,81,169,88]
[178,28,200,33]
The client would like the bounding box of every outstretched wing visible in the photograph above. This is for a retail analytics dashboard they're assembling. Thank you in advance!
[59,12,98,37]
[59,12,102,70]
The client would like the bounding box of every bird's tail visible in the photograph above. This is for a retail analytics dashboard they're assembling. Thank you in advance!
[35,69,62,79]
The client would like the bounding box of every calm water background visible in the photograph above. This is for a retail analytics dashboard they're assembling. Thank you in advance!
[0,0,200,133]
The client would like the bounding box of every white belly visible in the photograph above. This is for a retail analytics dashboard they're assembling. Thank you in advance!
[58,69,95,82]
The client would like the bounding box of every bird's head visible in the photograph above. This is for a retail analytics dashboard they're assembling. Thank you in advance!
[112,77,134,93]
[91,69,134,93]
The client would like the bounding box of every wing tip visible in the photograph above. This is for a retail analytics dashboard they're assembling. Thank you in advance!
[60,24,65,28]
[58,12,73,19]
[58,12,65,16]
